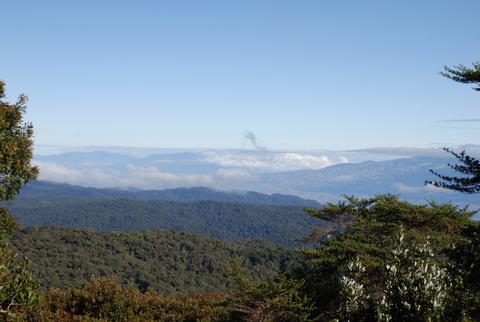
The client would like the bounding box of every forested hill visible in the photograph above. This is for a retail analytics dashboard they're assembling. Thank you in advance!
[17,181,321,207]
[12,227,299,295]
[8,198,323,247]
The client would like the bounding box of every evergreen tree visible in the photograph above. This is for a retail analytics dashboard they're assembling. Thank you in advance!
[426,61,480,193]
[426,148,480,193]
[300,195,475,320]
[0,80,39,319]
[441,61,480,91]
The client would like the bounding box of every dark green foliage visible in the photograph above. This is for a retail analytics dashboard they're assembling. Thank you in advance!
[8,199,321,247]
[445,223,480,320]
[11,227,299,295]
[229,275,315,322]
[299,195,476,320]
[426,148,480,193]
[0,246,39,320]
[0,81,38,201]
[441,61,480,91]
[0,80,38,320]
[15,196,478,321]
[18,181,321,207]
[0,207,18,243]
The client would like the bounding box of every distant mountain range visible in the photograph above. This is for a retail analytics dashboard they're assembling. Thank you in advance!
[9,182,324,247]
[32,150,480,211]
[17,181,321,207]
[254,156,479,208]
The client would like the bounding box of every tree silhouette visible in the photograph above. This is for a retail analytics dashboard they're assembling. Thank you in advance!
[441,61,480,91]
[427,148,480,193]
[426,61,480,193]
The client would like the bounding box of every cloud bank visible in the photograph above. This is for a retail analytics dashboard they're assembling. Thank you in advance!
[33,150,335,189]
[203,151,332,172]
[34,161,218,189]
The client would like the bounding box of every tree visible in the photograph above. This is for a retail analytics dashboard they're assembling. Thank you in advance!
[441,61,480,91]
[229,275,315,322]
[426,148,480,193]
[426,61,480,193]
[425,61,480,319]
[0,80,38,201]
[337,229,450,322]
[0,80,39,319]
[300,195,475,320]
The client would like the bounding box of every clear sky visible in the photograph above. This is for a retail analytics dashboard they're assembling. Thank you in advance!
[1,1,479,150]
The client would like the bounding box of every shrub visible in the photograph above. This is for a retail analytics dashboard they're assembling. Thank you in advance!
[34,276,230,321]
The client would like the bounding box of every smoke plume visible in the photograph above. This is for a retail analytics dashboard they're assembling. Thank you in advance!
[245,131,267,151]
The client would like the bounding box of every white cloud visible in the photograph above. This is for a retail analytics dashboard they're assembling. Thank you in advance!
[339,156,349,163]
[33,161,260,189]
[32,150,363,190]
[33,161,87,184]
[34,161,216,189]
[125,165,214,187]
[203,152,332,172]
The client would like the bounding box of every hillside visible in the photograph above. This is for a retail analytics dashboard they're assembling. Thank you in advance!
[12,227,299,295]
[8,198,322,247]
[17,181,321,207]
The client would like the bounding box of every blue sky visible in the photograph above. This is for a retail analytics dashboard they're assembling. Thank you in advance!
[1,1,479,150]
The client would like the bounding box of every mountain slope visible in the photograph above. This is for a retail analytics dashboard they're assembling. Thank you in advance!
[253,156,480,209]
[12,227,299,294]
[9,198,322,247]
[17,181,321,207]
[33,152,480,209]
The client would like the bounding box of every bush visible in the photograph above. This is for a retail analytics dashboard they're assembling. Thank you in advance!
[229,274,315,322]
[34,276,230,321]
[0,245,38,321]
[377,228,449,322]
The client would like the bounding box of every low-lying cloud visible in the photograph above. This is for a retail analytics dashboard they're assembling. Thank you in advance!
[33,150,334,189]
[34,161,218,189]
[203,151,332,171]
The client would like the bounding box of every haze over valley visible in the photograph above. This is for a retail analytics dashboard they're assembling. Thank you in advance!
[31,145,480,210]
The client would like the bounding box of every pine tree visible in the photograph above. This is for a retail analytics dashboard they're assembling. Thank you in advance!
[426,148,480,193]
[441,61,480,91]
[426,61,480,193]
